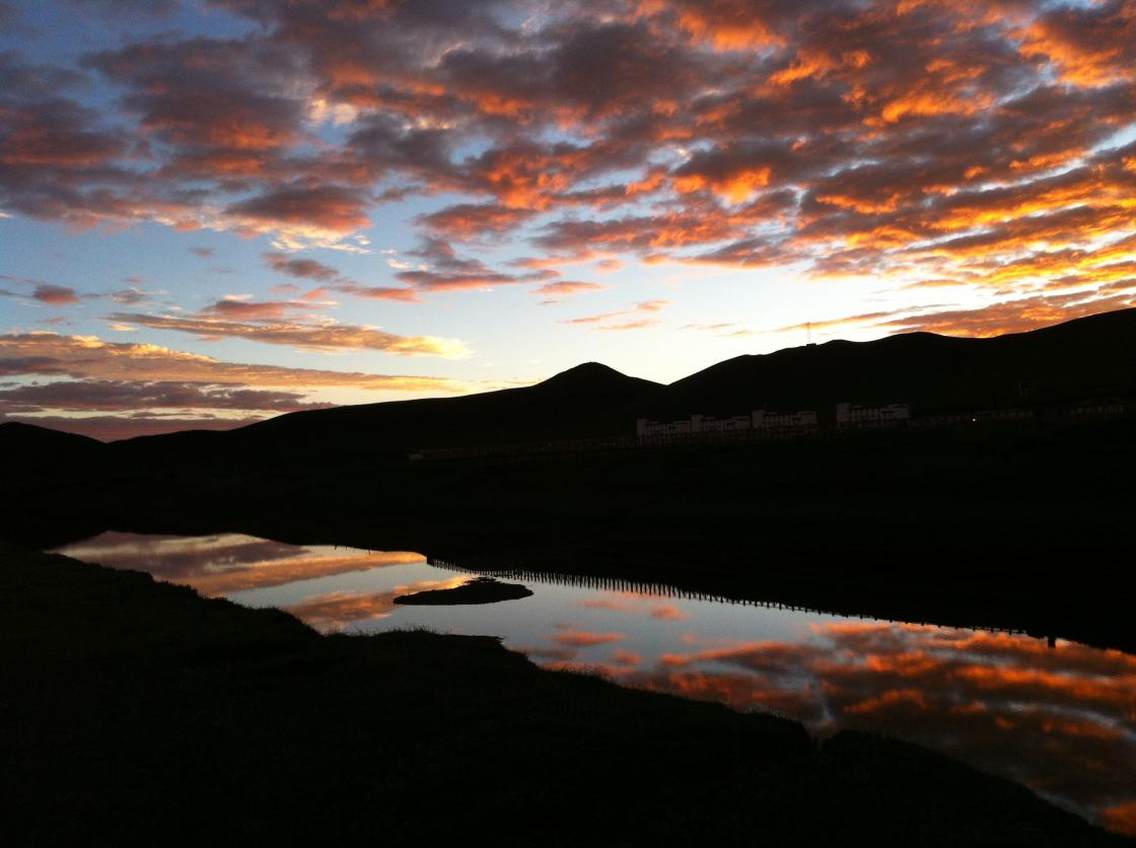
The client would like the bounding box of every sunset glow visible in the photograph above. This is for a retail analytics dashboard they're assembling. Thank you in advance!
[3,0,1135,438]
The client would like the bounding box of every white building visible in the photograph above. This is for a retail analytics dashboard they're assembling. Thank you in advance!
[692,414,752,433]
[636,417,694,438]
[835,402,910,429]
[755,409,819,432]
[638,409,819,440]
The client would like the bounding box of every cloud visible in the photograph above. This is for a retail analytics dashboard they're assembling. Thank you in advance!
[224,185,372,244]
[284,576,470,632]
[553,627,627,647]
[0,379,331,413]
[262,251,420,302]
[33,284,79,305]
[612,649,642,666]
[192,553,425,596]
[0,330,481,439]
[392,236,552,292]
[577,592,691,621]
[107,310,469,356]
[109,286,151,305]
[2,1,1135,328]
[0,332,470,391]
[264,252,342,283]
[0,275,83,307]
[682,321,753,338]
[334,283,421,303]
[621,620,1136,829]
[563,299,670,331]
[775,292,1136,339]
[532,280,606,304]
[417,203,538,239]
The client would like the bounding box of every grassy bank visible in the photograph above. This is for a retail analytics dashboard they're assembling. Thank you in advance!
[2,544,1127,846]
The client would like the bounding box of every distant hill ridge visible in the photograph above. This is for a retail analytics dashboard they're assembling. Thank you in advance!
[656,308,1136,420]
[3,308,1134,456]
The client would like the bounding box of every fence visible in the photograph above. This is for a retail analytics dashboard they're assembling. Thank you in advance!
[427,556,1032,637]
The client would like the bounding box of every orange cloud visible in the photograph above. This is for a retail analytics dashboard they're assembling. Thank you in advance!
[1101,801,1136,837]
[188,552,425,595]
[5,1,1136,353]
[0,332,474,438]
[1017,3,1136,86]
[553,628,627,647]
[616,618,1136,832]
[284,576,471,631]
[0,332,470,389]
[563,299,669,332]
[533,281,606,303]
[673,2,784,51]
[107,311,469,357]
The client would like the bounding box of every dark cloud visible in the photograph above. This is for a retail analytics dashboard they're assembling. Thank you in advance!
[225,185,371,237]
[264,252,342,283]
[0,379,330,413]
[32,284,79,305]
[392,237,551,292]
[416,203,538,239]
[0,275,82,306]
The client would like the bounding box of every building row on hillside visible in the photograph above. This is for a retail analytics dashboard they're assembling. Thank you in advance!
[636,409,820,439]
[409,399,1130,461]
[637,403,919,440]
[835,402,910,428]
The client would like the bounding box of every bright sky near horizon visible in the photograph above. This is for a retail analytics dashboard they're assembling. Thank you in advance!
[1,0,1135,439]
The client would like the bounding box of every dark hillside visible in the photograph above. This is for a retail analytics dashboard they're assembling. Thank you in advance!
[654,308,1136,418]
[112,361,661,464]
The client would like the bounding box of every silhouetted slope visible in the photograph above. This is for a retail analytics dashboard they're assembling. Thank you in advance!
[115,361,662,461]
[0,421,105,471]
[0,421,103,453]
[655,309,1136,418]
[14,309,1136,465]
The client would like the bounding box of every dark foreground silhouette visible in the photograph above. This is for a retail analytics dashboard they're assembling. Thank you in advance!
[8,411,1135,654]
[3,544,1128,846]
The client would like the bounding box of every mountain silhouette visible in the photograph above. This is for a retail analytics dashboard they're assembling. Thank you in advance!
[4,309,1134,459]
[109,360,661,462]
[0,421,103,473]
[655,308,1136,420]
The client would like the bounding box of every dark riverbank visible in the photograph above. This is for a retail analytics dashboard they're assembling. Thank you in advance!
[10,417,1135,655]
[2,544,1129,845]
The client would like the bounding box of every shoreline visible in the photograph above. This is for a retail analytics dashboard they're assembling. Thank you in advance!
[3,543,1130,844]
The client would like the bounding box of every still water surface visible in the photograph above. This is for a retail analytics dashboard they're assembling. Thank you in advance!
[54,531,1136,835]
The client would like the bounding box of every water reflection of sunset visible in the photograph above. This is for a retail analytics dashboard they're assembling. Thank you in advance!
[55,533,1136,836]
[284,576,471,631]
[599,619,1136,834]
[56,532,425,595]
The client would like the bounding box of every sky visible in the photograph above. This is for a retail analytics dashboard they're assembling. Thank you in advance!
[1,0,1134,440]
